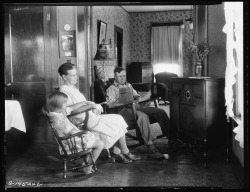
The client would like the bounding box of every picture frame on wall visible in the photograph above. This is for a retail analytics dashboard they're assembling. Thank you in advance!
[98,21,107,44]
[59,30,76,57]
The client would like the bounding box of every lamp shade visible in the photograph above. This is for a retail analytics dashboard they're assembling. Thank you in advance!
[94,44,114,60]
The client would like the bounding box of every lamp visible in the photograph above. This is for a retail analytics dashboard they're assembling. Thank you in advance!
[94,43,114,83]
[94,44,113,61]
[186,17,193,29]
[181,17,193,30]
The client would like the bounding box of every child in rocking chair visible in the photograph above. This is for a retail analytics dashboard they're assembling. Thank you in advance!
[46,91,104,175]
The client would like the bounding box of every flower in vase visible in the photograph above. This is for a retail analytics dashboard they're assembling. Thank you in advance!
[189,42,213,62]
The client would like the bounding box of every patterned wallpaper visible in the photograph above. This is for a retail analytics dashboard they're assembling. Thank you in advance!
[129,10,194,77]
[91,8,194,79]
[92,6,130,81]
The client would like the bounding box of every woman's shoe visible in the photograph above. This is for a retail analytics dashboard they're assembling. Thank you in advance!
[148,148,163,159]
[112,153,132,164]
[83,165,93,175]
[123,152,141,161]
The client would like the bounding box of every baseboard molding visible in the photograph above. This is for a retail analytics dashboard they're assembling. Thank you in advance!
[230,151,244,188]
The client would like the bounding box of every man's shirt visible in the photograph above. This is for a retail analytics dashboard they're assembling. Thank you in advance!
[106,80,140,103]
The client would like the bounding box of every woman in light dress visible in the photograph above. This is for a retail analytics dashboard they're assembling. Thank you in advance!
[57,63,140,163]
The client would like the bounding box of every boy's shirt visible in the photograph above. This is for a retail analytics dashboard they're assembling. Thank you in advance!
[106,80,140,103]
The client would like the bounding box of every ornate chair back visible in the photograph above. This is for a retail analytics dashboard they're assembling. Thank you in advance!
[41,106,96,179]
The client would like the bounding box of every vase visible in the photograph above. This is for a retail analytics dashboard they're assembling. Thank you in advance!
[195,61,203,77]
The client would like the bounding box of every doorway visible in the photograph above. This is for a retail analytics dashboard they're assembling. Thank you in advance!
[114,25,123,67]
[4,6,56,143]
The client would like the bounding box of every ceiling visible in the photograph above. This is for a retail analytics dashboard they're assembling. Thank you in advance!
[121,5,193,12]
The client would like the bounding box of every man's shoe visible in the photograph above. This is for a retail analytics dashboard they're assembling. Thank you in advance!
[123,152,141,161]
[112,153,132,164]
[148,148,163,159]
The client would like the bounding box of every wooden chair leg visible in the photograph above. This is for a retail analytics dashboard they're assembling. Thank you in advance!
[106,148,111,159]
[63,160,67,179]
[169,139,173,153]
[135,127,145,146]
[83,156,89,165]
[89,152,97,171]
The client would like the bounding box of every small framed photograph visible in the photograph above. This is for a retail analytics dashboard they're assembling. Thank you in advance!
[59,31,76,57]
[98,21,107,44]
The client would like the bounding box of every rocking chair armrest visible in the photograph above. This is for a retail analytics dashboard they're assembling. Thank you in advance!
[67,108,92,117]
[107,102,135,110]
[68,100,109,117]
[107,102,137,120]
[157,82,167,88]
[42,105,90,118]
[139,96,158,104]
[138,97,157,104]
[138,96,159,108]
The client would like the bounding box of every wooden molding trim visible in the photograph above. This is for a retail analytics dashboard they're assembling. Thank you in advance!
[230,151,244,188]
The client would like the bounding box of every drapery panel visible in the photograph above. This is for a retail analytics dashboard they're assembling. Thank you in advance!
[151,26,183,76]
[223,2,243,148]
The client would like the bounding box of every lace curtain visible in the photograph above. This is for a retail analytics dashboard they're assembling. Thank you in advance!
[151,26,183,76]
[223,2,243,148]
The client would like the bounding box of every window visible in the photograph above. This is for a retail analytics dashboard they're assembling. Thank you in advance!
[223,2,243,148]
[151,24,183,77]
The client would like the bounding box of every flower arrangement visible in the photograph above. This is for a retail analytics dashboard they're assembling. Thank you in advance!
[189,42,213,62]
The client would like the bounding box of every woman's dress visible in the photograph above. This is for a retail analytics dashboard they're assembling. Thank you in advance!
[59,85,128,149]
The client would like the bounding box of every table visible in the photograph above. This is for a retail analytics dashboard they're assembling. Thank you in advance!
[5,100,26,133]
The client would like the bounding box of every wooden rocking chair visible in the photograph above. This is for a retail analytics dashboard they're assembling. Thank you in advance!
[42,106,97,179]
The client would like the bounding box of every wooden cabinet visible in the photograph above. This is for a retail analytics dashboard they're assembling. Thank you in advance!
[170,78,227,168]
[127,62,153,83]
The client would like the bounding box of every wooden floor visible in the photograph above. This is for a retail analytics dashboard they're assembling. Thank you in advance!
[4,104,242,189]
[5,137,242,189]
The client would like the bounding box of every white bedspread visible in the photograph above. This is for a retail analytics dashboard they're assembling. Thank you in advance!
[5,100,26,133]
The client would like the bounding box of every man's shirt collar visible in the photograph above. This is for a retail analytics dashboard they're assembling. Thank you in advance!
[113,80,129,88]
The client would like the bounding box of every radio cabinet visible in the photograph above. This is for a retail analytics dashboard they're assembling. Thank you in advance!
[170,78,227,168]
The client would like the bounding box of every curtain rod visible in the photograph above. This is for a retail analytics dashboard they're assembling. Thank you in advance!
[151,22,183,27]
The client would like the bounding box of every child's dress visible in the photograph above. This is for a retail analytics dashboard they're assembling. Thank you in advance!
[48,110,96,155]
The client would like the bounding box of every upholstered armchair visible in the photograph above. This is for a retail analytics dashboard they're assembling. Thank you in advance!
[154,72,179,105]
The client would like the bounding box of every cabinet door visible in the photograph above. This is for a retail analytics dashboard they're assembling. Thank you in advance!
[179,82,206,140]
[170,81,181,139]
